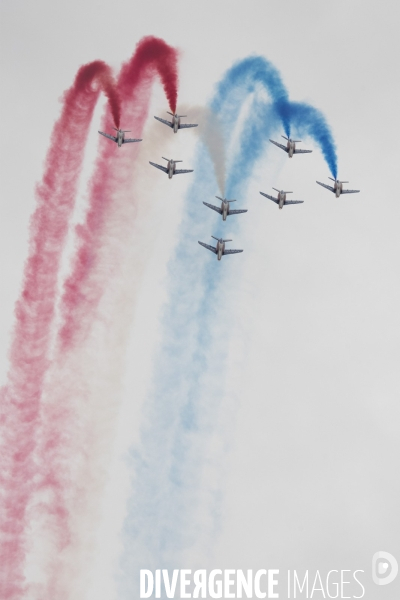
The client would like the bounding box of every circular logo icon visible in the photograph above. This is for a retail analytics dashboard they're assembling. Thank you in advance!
[372,551,398,586]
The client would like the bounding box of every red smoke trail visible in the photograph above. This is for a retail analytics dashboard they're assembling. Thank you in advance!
[30,36,179,598]
[59,36,179,350]
[0,62,120,600]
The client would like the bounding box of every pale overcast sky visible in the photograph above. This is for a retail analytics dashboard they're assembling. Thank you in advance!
[1,2,399,599]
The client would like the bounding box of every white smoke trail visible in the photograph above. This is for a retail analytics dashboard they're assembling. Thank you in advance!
[24,108,192,599]
[185,105,227,196]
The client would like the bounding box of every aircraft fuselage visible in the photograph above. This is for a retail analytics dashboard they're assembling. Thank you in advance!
[216,240,225,260]
[333,180,343,197]
[172,114,180,133]
[221,201,230,221]
[287,140,296,158]
[167,160,176,178]
[278,191,286,209]
[117,130,125,147]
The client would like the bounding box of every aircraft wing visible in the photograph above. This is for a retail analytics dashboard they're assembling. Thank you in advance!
[285,200,304,205]
[294,149,312,154]
[223,249,243,255]
[229,209,248,215]
[260,191,279,204]
[341,189,360,194]
[154,116,173,128]
[174,169,194,175]
[98,131,117,142]
[123,138,142,144]
[203,202,222,214]
[269,139,288,152]
[316,181,335,192]
[198,241,217,254]
[179,123,198,129]
[149,161,168,174]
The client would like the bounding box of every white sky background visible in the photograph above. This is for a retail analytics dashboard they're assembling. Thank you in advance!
[1,1,400,598]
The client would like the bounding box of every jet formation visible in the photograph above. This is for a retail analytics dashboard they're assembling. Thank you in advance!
[98,115,360,261]
[264,134,360,209]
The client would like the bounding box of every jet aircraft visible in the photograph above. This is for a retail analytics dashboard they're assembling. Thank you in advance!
[269,135,312,158]
[149,157,193,179]
[203,196,248,221]
[260,188,304,209]
[154,112,198,133]
[198,236,243,261]
[316,177,360,197]
[98,128,142,147]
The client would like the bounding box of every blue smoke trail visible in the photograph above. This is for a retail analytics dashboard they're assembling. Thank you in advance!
[119,56,338,598]
[212,56,338,179]
[283,101,338,178]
